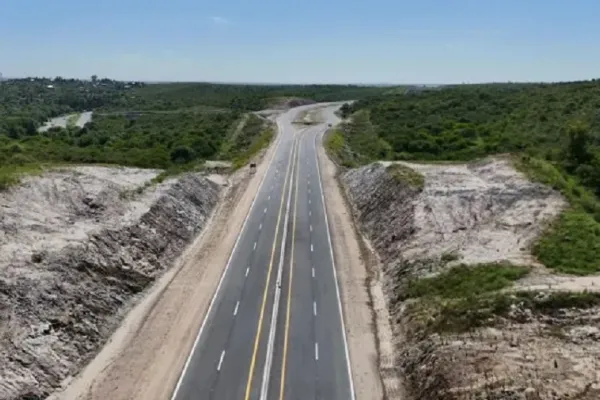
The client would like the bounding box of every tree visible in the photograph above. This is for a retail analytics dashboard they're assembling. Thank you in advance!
[91,75,98,84]
[170,145,195,164]
[566,121,592,166]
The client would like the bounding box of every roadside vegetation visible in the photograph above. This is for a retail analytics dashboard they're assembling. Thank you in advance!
[0,77,393,188]
[401,263,600,335]
[337,81,600,278]
[385,164,424,189]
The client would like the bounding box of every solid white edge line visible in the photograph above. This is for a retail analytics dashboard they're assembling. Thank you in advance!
[314,129,357,400]
[234,301,240,316]
[259,137,298,400]
[217,350,226,371]
[169,117,286,400]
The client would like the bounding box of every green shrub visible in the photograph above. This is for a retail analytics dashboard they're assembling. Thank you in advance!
[405,263,529,300]
[385,164,424,189]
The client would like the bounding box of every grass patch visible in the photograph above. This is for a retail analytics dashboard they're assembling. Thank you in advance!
[516,155,600,219]
[231,126,274,170]
[385,163,424,189]
[405,263,529,300]
[66,113,80,128]
[150,162,205,185]
[516,156,600,275]
[0,164,43,190]
[412,290,600,334]
[441,251,460,263]
[402,263,532,334]
[324,129,357,168]
[293,109,318,125]
[219,114,274,170]
[534,211,600,275]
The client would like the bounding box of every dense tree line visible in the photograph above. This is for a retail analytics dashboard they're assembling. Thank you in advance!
[0,78,138,138]
[2,111,239,169]
[337,80,600,274]
[0,77,391,186]
[0,78,389,139]
[341,81,600,197]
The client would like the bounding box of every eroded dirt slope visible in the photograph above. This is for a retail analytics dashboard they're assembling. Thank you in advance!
[0,167,220,400]
[340,158,600,400]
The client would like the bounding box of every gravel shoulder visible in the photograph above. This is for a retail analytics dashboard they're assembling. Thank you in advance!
[317,133,387,400]
[52,123,283,400]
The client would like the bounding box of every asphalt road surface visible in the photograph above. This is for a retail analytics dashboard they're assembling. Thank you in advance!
[170,104,354,400]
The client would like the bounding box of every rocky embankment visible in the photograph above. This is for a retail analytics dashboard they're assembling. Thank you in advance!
[0,167,220,399]
[340,159,600,400]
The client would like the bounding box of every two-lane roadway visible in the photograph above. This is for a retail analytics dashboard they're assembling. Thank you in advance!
[170,104,354,400]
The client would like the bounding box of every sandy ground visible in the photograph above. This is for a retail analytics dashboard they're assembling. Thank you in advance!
[53,123,283,400]
[1,166,163,270]
[376,158,566,269]
[317,135,387,400]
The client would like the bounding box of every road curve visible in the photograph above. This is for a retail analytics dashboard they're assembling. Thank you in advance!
[170,103,353,400]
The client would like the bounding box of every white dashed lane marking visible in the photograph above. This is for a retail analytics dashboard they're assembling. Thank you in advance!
[234,301,240,316]
[217,350,226,371]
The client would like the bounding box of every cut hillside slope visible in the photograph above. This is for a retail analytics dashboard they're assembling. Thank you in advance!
[340,159,600,400]
[0,166,220,400]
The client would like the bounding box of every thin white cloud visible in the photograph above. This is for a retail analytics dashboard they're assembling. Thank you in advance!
[210,16,230,25]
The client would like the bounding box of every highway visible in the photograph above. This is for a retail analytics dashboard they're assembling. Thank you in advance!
[170,104,354,400]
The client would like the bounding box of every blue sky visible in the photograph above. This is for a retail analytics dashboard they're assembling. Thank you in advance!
[1,0,599,83]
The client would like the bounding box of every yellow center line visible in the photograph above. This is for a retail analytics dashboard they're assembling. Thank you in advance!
[244,138,298,400]
[279,136,301,399]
